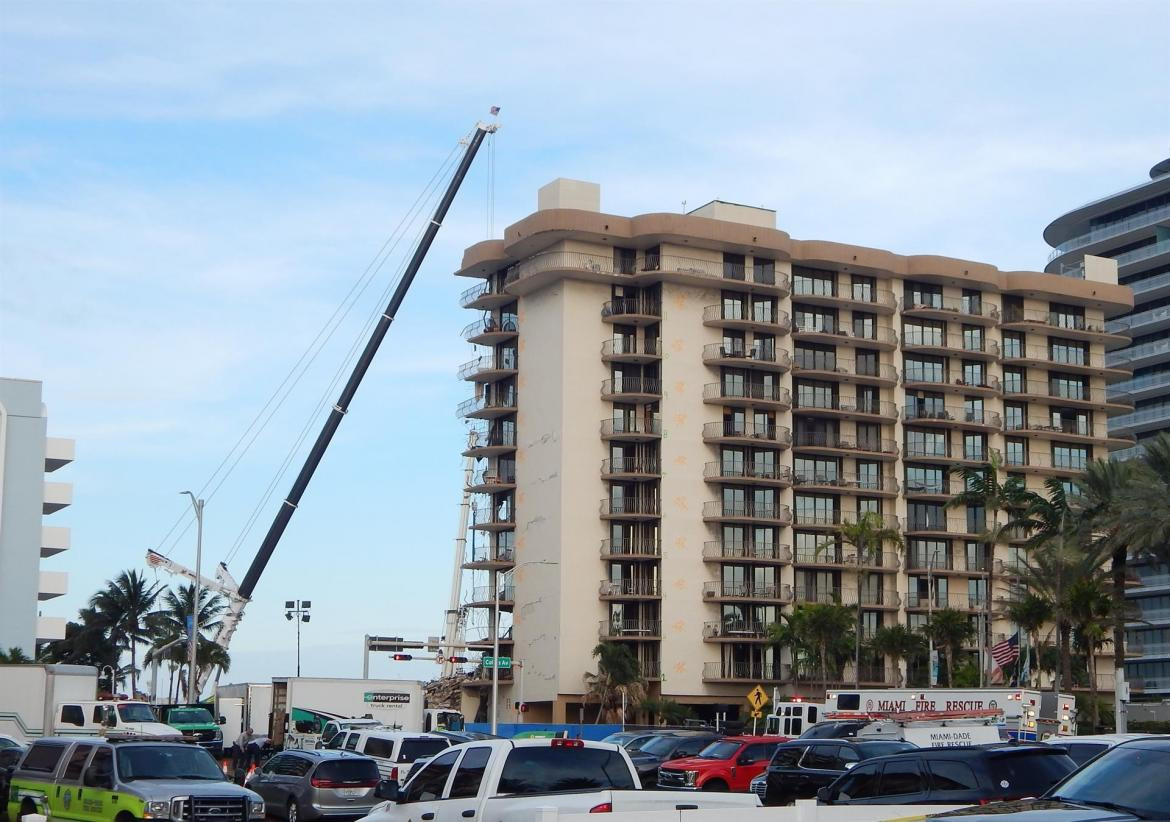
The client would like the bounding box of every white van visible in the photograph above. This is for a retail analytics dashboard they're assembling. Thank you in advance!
[55,700,183,739]
[325,728,451,782]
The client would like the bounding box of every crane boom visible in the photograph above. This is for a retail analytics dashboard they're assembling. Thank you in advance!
[238,121,497,600]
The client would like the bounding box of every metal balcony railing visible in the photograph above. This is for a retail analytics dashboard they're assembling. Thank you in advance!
[467,546,516,565]
[902,372,1001,392]
[702,500,792,522]
[703,382,792,405]
[793,548,899,569]
[791,473,899,493]
[702,343,792,368]
[702,661,788,681]
[791,396,899,416]
[601,457,661,476]
[703,621,770,639]
[1001,345,1113,369]
[702,541,792,562]
[907,555,990,573]
[1002,308,1115,335]
[791,280,897,309]
[467,585,514,603]
[601,337,661,358]
[599,417,662,437]
[1003,451,1091,471]
[703,462,792,483]
[792,323,900,346]
[905,592,988,610]
[902,333,1000,357]
[467,468,515,489]
[600,539,661,559]
[599,579,661,597]
[792,359,899,381]
[903,406,1001,427]
[1005,419,1108,439]
[702,581,791,600]
[702,304,792,330]
[905,516,987,535]
[601,377,663,398]
[457,354,518,380]
[600,498,661,516]
[599,619,662,638]
[791,510,901,529]
[602,297,662,319]
[1003,380,1117,405]
[702,421,792,444]
[901,295,1000,320]
[903,477,963,496]
[792,432,899,454]
[461,315,518,341]
[456,391,517,417]
[463,428,517,450]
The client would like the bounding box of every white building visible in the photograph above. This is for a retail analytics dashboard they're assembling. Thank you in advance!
[0,377,74,654]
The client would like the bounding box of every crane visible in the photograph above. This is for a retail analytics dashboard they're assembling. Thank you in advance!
[147,117,498,697]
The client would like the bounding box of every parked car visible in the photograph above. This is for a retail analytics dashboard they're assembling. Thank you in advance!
[247,749,381,822]
[324,729,451,784]
[658,735,785,791]
[933,737,1170,821]
[627,732,722,788]
[758,739,916,806]
[1043,734,1159,766]
[601,731,664,752]
[817,743,1078,806]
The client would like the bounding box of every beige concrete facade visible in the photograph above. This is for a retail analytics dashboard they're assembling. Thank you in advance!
[456,182,1134,725]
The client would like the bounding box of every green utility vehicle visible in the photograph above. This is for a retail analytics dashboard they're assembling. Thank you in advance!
[153,705,224,757]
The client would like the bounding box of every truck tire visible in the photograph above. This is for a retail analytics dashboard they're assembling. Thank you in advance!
[702,780,728,792]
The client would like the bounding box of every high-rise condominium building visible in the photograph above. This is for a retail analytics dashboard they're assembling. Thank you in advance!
[456,179,1133,724]
[1044,157,1170,699]
[0,377,75,655]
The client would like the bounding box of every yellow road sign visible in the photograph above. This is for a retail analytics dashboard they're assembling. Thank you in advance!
[746,685,769,709]
[750,709,763,719]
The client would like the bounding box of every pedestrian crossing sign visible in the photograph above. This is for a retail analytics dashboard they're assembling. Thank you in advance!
[746,685,769,710]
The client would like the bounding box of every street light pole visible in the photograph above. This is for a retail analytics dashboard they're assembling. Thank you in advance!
[181,492,204,703]
[285,600,311,676]
[491,572,500,736]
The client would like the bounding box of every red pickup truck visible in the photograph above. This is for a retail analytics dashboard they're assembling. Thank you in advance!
[657,735,787,791]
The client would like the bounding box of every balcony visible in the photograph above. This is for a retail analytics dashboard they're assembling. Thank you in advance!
[470,510,515,532]
[44,437,75,472]
[42,481,73,515]
[791,473,899,496]
[457,355,518,383]
[906,555,991,576]
[903,477,964,499]
[905,592,988,612]
[601,377,662,403]
[601,457,661,481]
[1005,419,1131,447]
[791,396,899,420]
[901,296,999,325]
[1003,380,1131,413]
[702,581,792,603]
[902,406,1001,430]
[702,304,792,334]
[703,382,791,410]
[702,541,792,564]
[1001,309,1129,349]
[702,661,788,683]
[1001,345,1129,379]
[905,516,987,538]
[464,666,515,686]
[38,570,68,601]
[902,333,1000,360]
[600,539,661,561]
[702,420,792,448]
[462,316,518,345]
[602,337,661,364]
[599,497,661,520]
[465,630,514,652]
[602,297,662,325]
[599,619,662,640]
[793,547,900,572]
[466,584,515,609]
[41,525,71,558]
[1109,303,1170,338]
[1047,202,1170,263]
[703,461,792,487]
[1108,337,1170,368]
[647,255,789,294]
[507,250,791,293]
[792,323,899,351]
[902,443,989,466]
[702,500,792,525]
[599,579,661,600]
[702,343,792,372]
[791,281,898,314]
[703,621,771,642]
[459,280,512,310]
[790,510,901,530]
[791,358,899,387]
[463,546,516,571]
[791,432,899,459]
[901,372,1000,397]
[466,468,516,494]
[1110,369,1170,404]
[36,616,67,642]
[457,391,517,420]
[792,585,901,609]
[600,417,663,441]
[462,429,516,458]
[1003,450,1093,476]
[1111,403,1170,437]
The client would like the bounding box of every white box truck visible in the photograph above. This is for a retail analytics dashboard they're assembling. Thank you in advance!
[0,664,98,742]
[216,682,274,746]
[270,677,428,750]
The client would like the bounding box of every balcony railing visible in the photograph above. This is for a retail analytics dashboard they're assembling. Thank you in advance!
[601,377,662,398]
[459,280,510,308]
[463,428,516,450]
[792,281,897,309]
[907,555,990,573]
[906,516,986,535]
[702,500,792,523]
[1002,345,1113,369]
[1047,202,1170,262]
[702,304,792,330]
[901,296,1000,321]
[1001,308,1115,335]
[599,578,661,597]
[601,337,661,358]
[1005,419,1107,439]
[793,548,899,569]
[702,661,789,682]
[467,468,515,489]
[461,315,518,341]
[466,546,516,565]
[1107,336,1170,366]
[601,297,662,320]
[903,406,1001,427]
[902,333,1000,357]
[1003,451,1090,472]
[792,323,900,346]
[600,498,661,516]
[791,510,901,529]
[457,354,518,380]
[702,581,791,600]
[791,473,899,494]
[792,359,899,382]
[1003,380,1116,405]
[703,462,792,483]
[703,382,792,405]
[702,420,792,444]
[905,592,988,610]
[702,541,792,562]
[703,621,770,639]
[902,372,1001,392]
[600,417,662,437]
[903,477,963,496]
[601,457,661,477]
[456,391,517,417]
[467,585,514,603]
[599,619,662,638]
[792,396,898,416]
[793,585,901,606]
[792,432,899,455]
[600,539,661,559]
[702,343,792,369]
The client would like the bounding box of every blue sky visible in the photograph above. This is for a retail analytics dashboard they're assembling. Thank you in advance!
[1,1,1167,688]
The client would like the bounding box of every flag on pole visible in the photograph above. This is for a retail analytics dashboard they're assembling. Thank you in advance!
[992,632,1020,667]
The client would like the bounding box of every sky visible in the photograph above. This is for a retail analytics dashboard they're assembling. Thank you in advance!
[1,1,1167,691]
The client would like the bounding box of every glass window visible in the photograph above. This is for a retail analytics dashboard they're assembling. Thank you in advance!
[961,290,982,316]
[313,759,379,783]
[448,747,492,799]
[1004,402,1025,431]
[771,746,806,768]
[989,750,1076,797]
[903,320,943,347]
[62,744,94,781]
[344,734,360,751]
[793,266,836,297]
[906,282,942,309]
[853,312,876,340]
[794,307,836,333]
[836,764,882,799]
[878,761,925,796]
[1003,367,1024,394]
[497,747,636,794]
[905,356,945,383]
[851,275,875,302]
[800,746,838,770]
[403,749,460,802]
[961,326,984,353]
[1005,438,1027,466]
[1002,331,1024,358]
[961,361,984,386]
[21,742,67,773]
[59,705,85,727]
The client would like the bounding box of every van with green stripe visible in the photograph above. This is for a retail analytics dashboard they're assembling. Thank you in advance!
[7,738,264,822]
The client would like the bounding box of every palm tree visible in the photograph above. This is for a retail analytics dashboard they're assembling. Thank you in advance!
[39,607,121,673]
[0,647,33,663]
[638,696,693,726]
[868,625,925,686]
[946,452,1033,543]
[1116,433,1170,561]
[1069,577,1112,730]
[767,609,816,691]
[146,583,228,699]
[925,608,974,686]
[824,512,904,686]
[1006,593,1052,686]
[792,603,855,692]
[89,570,162,696]
[583,642,645,723]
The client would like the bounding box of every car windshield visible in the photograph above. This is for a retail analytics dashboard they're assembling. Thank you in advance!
[640,736,683,756]
[1048,745,1170,819]
[696,741,741,760]
[117,745,225,781]
[397,739,450,763]
[168,708,214,724]
[117,704,158,723]
[625,735,656,752]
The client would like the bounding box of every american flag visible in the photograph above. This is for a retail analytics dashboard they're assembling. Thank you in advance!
[991,632,1020,667]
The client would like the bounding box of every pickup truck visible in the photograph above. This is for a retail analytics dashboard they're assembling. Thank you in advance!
[358,738,760,821]
[657,735,786,791]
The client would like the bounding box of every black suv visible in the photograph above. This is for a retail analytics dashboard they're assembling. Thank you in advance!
[760,739,915,806]
[627,732,722,788]
[817,743,1077,806]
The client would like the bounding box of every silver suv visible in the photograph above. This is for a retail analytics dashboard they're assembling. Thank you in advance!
[246,749,380,822]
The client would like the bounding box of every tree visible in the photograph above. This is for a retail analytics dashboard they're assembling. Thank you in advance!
[146,583,228,699]
[1069,576,1112,730]
[824,512,903,686]
[39,606,120,674]
[89,570,162,697]
[767,609,815,691]
[785,603,855,691]
[1116,433,1170,563]
[583,642,645,723]
[924,608,974,686]
[1006,593,1052,687]
[946,452,1033,543]
[638,697,693,726]
[868,625,925,686]
[0,647,33,663]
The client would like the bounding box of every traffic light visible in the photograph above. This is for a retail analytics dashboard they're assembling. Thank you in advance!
[448,656,468,663]
[391,653,413,661]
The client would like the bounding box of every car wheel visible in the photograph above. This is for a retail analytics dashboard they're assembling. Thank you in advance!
[286,799,299,822]
[701,780,728,792]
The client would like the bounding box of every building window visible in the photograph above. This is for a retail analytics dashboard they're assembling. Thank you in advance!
[960,361,985,386]
[1004,438,1027,466]
[906,282,943,309]
[1049,338,1088,366]
[793,266,835,297]
[904,319,944,347]
[853,312,876,340]
[906,465,944,494]
[1053,444,1090,471]
[962,325,984,353]
[794,306,835,333]
[1004,402,1025,431]
[963,433,986,462]
[905,355,945,383]
[1003,367,1025,394]
[961,289,983,316]
[1002,331,1024,359]
[851,275,876,303]
[905,429,947,458]
[1049,302,1085,330]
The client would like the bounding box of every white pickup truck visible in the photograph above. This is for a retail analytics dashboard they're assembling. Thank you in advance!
[359,738,760,821]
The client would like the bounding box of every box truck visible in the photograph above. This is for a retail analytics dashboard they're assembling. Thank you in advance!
[0,664,98,742]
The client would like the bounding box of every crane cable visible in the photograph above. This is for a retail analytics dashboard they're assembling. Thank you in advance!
[152,137,468,559]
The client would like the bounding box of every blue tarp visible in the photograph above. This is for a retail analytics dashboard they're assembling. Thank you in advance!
[467,722,623,741]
